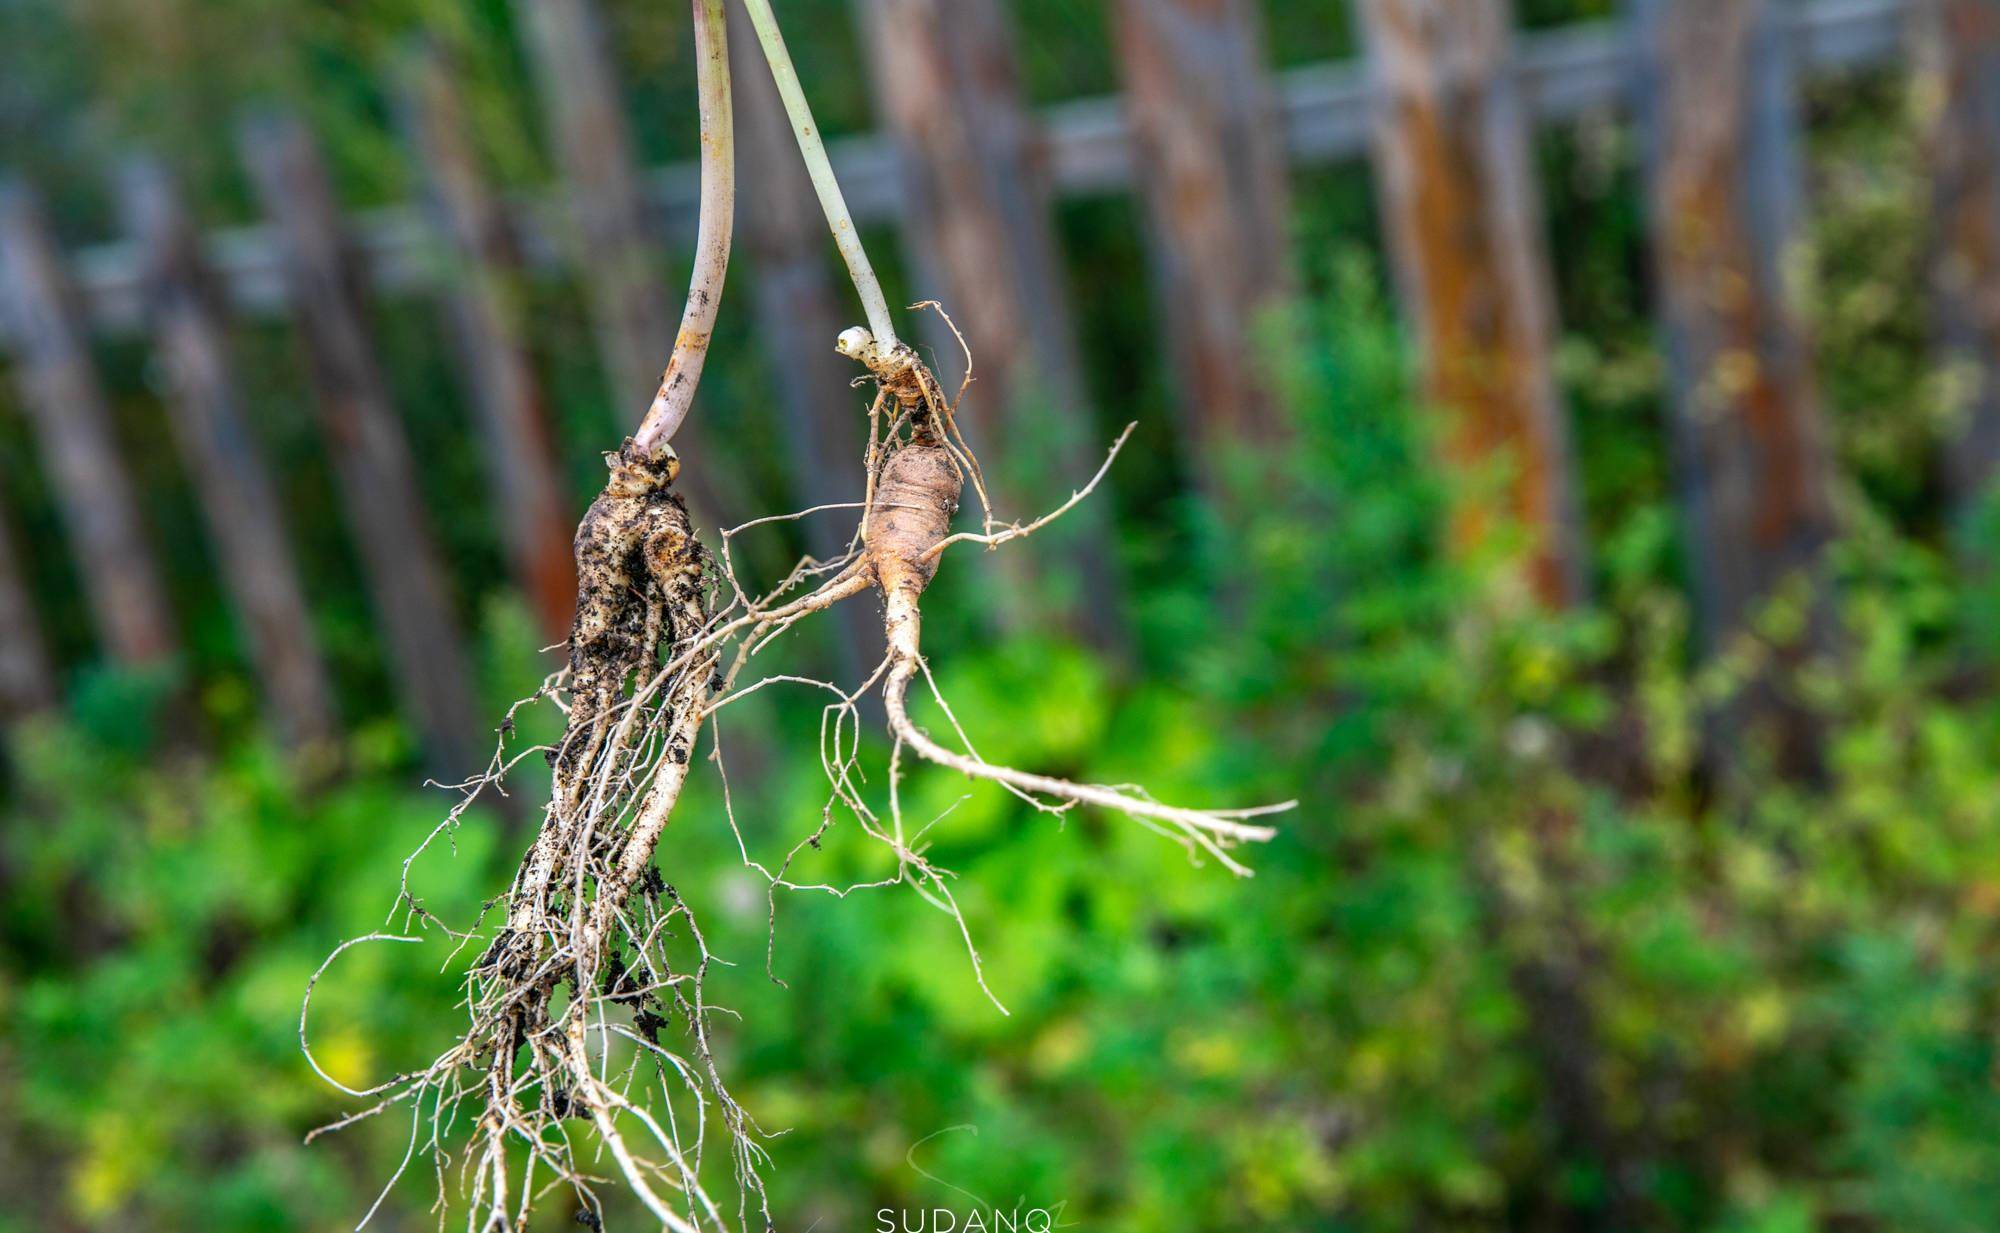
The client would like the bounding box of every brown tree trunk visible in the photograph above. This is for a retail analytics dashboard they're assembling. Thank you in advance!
[511,0,737,526]
[118,155,338,749]
[401,42,579,643]
[238,112,483,778]
[1111,0,1294,476]
[0,181,179,666]
[1917,0,2000,508]
[0,478,56,719]
[1639,0,1834,644]
[1361,0,1586,607]
[728,0,881,683]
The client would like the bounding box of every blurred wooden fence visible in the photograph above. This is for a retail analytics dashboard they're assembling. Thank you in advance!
[0,0,1964,768]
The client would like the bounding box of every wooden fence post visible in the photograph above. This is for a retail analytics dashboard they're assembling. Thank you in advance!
[400,42,579,642]
[728,0,881,680]
[511,0,738,525]
[0,181,179,666]
[118,155,338,748]
[1111,0,1294,473]
[0,479,56,719]
[238,112,483,776]
[1636,0,1835,646]
[1361,0,1586,606]
[1915,0,2000,508]
[854,0,1128,649]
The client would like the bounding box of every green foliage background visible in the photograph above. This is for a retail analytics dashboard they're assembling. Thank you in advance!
[5,2,2000,1231]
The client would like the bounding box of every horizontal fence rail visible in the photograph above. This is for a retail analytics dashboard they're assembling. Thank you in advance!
[36,0,1905,339]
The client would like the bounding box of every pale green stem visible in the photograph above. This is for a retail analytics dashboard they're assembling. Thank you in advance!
[736,0,899,350]
[634,0,734,453]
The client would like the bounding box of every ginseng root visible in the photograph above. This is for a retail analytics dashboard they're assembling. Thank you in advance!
[304,321,1288,1233]
[838,328,1290,877]
[303,441,760,1233]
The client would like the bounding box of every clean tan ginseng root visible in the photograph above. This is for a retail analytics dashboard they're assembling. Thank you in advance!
[837,330,1291,879]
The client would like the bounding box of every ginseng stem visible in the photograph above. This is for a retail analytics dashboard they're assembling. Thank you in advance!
[736,0,900,351]
[633,0,733,455]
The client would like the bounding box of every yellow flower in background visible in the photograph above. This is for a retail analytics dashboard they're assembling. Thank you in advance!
[71,1111,152,1220]
[313,1027,375,1092]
